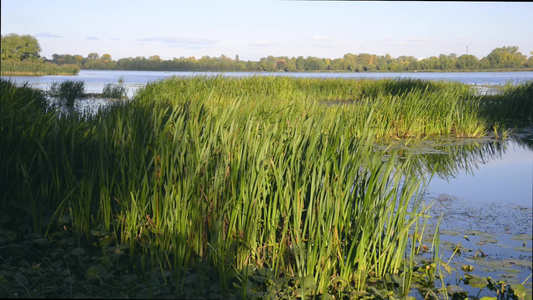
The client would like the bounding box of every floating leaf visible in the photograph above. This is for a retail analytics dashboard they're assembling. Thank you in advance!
[465,230,497,239]
[467,276,488,289]
[14,272,28,287]
[513,246,533,252]
[440,230,461,236]
[0,228,17,242]
[86,266,101,280]
[479,238,498,244]
[510,284,527,299]
[71,247,85,256]
[446,285,465,295]
[512,234,532,241]
[32,238,50,246]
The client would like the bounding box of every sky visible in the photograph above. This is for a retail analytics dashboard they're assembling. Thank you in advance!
[2,0,532,61]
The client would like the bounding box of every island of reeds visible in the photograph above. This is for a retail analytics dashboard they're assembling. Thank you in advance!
[0,76,531,298]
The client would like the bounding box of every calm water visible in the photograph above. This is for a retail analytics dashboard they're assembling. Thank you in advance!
[419,133,533,294]
[3,70,533,98]
[427,138,532,210]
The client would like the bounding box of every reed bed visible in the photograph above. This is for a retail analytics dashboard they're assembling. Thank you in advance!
[1,76,518,297]
[0,59,80,76]
[480,81,533,125]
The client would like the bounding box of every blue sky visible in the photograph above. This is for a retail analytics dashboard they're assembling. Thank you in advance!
[2,0,532,61]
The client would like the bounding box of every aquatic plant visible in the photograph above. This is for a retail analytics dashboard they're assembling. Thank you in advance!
[481,80,533,125]
[102,83,126,99]
[49,80,85,107]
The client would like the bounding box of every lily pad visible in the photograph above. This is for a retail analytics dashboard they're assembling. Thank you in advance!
[465,230,498,239]
[446,285,465,295]
[71,247,85,256]
[479,238,498,244]
[0,228,17,243]
[440,230,461,236]
[512,234,533,241]
[467,276,489,289]
[14,272,28,287]
[513,246,533,252]
[510,283,527,299]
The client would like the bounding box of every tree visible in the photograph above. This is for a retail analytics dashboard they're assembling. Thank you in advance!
[485,46,526,68]
[438,54,454,70]
[295,56,307,71]
[101,53,112,62]
[455,54,479,69]
[1,33,42,61]
[87,52,100,60]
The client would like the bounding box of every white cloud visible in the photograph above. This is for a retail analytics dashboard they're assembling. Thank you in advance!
[35,32,62,38]
[86,36,99,41]
[136,36,217,47]
[249,40,278,47]
[307,35,334,42]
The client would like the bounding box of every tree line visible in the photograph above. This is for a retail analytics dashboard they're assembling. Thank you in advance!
[47,47,533,73]
[2,33,532,74]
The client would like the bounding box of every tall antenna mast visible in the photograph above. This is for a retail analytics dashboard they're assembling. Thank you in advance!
[466,41,472,55]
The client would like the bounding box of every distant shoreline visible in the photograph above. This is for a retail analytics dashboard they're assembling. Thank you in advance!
[3,68,533,77]
[1,71,80,76]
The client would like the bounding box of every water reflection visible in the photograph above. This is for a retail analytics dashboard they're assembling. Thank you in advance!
[390,131,533,209]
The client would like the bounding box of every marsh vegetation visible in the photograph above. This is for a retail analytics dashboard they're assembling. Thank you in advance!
[0,76,531,299]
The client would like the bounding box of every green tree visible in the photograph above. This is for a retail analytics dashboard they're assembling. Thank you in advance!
[87,52,100,61]
[295,56,307,71]
[485,46,527,68]
[455,54,479,69]
[306,56,326,71]
[1,33,42,61]
[438,54,454,70]
[101,53,112,63]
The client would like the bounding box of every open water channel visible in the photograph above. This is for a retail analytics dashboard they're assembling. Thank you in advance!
[3,70,532,297]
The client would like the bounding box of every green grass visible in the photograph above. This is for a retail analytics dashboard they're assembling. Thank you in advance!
[1,76,530,298]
